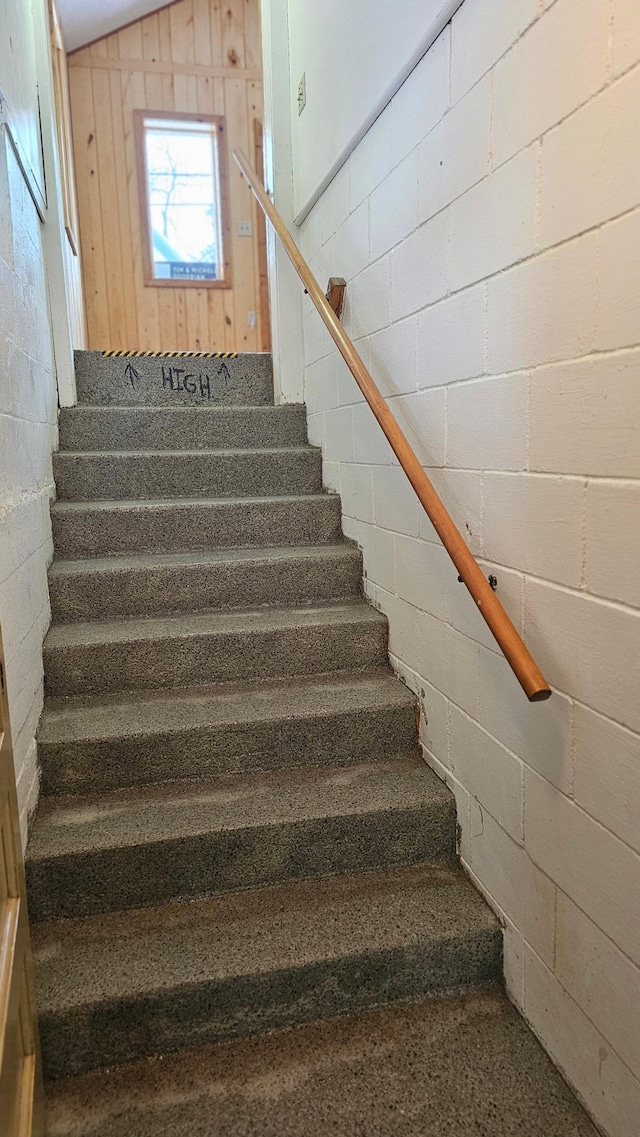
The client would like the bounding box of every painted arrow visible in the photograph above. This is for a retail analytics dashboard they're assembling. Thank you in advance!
[124,362,142,388]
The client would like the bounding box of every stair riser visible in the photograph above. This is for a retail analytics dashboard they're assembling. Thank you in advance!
[49,551,362,623]
[53,450,322,503]
[27,804,456,921]
[39,933,502,1079]
[51,497,343,558]
[59,406,308,452]
[75,351,273,407]
[39,705,418,797]
[44,620,389,696]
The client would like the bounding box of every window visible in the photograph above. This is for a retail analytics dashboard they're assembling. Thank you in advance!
[135,111,231,288]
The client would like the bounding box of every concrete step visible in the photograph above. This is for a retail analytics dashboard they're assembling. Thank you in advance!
[50,494,343,558]
[74,350,273,407]
[34,863,502,1078]
[48,545,363,623]
[38,671,418,797]
[58,404,308,452]
[42,988,600,1137]
[26,757,455,921]
[53,447,322,503]
[43,601,389,696]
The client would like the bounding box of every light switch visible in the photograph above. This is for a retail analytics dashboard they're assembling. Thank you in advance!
[247,311,257,328]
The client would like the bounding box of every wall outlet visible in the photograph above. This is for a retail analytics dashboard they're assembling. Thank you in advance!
[247,310,257,328]
[237,220,253,237]
[297,73,306,115]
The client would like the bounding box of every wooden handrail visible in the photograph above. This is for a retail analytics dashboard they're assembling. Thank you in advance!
[234,149,551,702]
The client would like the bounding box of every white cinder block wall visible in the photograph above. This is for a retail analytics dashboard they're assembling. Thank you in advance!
[0,138,57,843]
[285,0,640,1133]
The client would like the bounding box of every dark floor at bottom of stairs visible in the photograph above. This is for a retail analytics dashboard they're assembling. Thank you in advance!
[46,985,597,1137]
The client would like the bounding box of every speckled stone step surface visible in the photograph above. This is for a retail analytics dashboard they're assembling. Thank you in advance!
[26,757,455,921]
[48,544,363,622]
[50,493,343,557]
[74,350,273,406]
[38,670,418,797]
[30,348,508,1103]
[33,863,502,1079]
[58,404,307,452]
[43,988,599,1137]
[53,446,322,502]
[43,601,389,696]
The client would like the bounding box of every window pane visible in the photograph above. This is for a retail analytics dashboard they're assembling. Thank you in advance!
[143,120,224,282]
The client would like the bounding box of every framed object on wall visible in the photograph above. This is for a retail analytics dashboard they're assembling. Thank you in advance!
[134,110,233,289]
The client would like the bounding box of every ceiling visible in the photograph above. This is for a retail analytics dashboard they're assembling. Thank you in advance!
[57,0,172,52]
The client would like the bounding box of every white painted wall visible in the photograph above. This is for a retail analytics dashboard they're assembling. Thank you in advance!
[267,0,640,1133]
[35,0,82,406]
[261,0,304,403]
[0,0,72,841]
[288,0,463,218]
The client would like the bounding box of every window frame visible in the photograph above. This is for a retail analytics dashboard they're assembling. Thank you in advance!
[134,109,233,290]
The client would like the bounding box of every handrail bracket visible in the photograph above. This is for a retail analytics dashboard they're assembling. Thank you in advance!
[325,277,346,320]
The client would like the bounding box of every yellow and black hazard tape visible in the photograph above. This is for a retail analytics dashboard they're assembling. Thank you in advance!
[102,350,238,360]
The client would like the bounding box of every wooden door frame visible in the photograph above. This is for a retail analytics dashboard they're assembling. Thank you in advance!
[0,626,44,1136]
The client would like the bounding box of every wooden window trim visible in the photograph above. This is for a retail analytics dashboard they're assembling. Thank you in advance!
[133,109,233,290]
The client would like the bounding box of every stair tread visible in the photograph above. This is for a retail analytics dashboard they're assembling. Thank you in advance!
[51,492,334,513]
[45,599,385,649]
[55,446,318,458]
[41,988,600,1137]
[64,404,303,413]
[28,756,446,860]
[48,543,358,577]
[39,669,414,743]
[33,863,499,1014]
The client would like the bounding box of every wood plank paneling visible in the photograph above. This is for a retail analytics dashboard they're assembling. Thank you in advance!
[91,67,126,344]
[0,621,45,1137]
[141,12,161,63]
[244,0,262,69]
[68,0,266,352]
[158,7,173,64]
[222,0,246,69]
[118,22,143,61]
[109,69,139,347]
[170,0,195,65]
[193,0,212,67]
[69,65,111,347]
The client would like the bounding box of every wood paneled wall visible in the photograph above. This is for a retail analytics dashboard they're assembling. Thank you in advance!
[50,0,87,350]
[68,0,269,352]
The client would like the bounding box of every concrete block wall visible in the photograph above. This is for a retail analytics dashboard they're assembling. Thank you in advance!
[294,1,640,1132]
[0,134,57,844]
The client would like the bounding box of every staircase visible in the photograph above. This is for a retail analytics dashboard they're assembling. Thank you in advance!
[28,352,596,1134]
